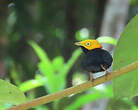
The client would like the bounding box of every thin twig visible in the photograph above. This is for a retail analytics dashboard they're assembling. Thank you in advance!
[8,61,138,110]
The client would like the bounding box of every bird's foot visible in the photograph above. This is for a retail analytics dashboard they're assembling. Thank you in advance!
[105,70,109,80]
[101,64,109,80]
[90,77,94,82]
[90,72,94,82]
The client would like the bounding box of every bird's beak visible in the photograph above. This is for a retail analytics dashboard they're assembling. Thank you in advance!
[74,42,82,46]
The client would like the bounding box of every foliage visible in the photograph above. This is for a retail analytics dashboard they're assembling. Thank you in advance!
[0,1,138,110]
[11,36,114,110]
[113,15,138,99]
[19,41,82,94]
[97,36,117,45]
[2,29,138,110]
[1,30,138,110]
[0,79,26,105]
[64,86,113,110]
[130,0,138,6]
[75,28,90,41]
[17,37,117,110]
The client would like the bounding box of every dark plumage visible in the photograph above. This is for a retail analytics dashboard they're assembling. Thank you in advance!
[81,47,113,73]
[75,39,113,81]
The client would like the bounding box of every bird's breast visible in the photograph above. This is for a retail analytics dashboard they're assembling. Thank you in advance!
[81,48,112,73]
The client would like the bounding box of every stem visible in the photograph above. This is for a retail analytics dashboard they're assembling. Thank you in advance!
[53,100,59,110]
[8,61,138,110]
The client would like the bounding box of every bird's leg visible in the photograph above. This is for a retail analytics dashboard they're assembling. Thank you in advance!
[90,72,94,82]
[101,65,109,79]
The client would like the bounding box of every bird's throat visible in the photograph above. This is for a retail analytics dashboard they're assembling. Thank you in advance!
[81,46,89,53]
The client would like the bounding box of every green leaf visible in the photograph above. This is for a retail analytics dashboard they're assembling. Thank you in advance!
[65,93,102,110]
[29,41,57,93]
[0,79,26,105]
[132,106,138,110]
[19,79,43,92]
[130,0,138,6]
[29,41,82,92]
[64,86,113,110]
[75,28,90,41]
[61,49,82,79]
[113,15,138,98]
[52,56,64,72]
[0,103,13,110]
[97,36,117,45]
[72,73,88,86]
[57,49,82,90]
[10,61,21,86]
[34,105,49,110]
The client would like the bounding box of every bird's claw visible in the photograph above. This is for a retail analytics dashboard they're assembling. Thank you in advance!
[105,71,109,80]
[90,72,94,82]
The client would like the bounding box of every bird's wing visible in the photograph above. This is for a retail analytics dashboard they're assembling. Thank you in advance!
[102,50,113,68]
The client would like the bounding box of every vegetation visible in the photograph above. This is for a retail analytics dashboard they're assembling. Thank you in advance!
[0,1,138,110]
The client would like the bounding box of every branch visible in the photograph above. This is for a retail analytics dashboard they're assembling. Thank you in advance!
[8,61,138,110]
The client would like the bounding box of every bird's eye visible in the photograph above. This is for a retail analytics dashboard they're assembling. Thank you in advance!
[86,42,91,46]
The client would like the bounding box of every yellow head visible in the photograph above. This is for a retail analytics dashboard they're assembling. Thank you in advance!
[75,39,102,50]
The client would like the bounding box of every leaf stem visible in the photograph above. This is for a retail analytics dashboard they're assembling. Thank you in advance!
[8,61,138,110]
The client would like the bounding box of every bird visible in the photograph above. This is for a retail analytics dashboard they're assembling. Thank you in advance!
[75,39,113,81]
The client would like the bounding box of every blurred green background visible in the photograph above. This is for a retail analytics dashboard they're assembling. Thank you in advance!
[0,0,138,110]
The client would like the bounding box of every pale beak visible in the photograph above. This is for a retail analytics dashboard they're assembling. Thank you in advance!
[74,42,82,46]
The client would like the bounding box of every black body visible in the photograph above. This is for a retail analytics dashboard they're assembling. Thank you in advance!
[81,47,113,73]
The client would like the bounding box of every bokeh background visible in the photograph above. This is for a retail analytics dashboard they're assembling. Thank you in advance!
[0,0,138,110]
